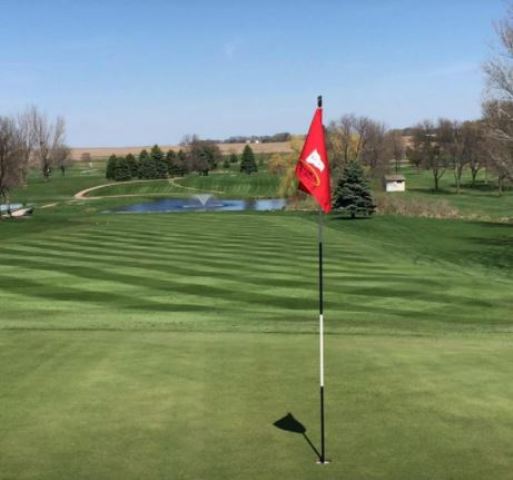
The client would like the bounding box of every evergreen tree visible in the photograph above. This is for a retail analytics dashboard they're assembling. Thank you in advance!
[126,153,138,178]
[165,150,177,175]
[177,149,189,175]
[114,156,131,181]
[229,153,239,164]
[240,145,258,174]
[151,144,168,179]
[106,155,117,180]
[333,160,376,218]
[222,157,231,169]
[138,149,157,179]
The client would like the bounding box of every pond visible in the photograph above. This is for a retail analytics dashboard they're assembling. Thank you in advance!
[0,203,23,213]
[108,196,287,213]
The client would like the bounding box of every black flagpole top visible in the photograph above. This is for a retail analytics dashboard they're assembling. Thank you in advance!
[317,95,322,108]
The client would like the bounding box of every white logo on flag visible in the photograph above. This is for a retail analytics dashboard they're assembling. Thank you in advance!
[306,149,325,172]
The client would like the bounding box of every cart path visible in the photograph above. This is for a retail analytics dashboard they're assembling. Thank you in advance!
[73,178,223,200]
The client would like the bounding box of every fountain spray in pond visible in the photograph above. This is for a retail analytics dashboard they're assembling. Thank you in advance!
[193,194,213,207]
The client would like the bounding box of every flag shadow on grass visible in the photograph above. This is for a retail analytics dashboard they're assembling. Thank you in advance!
[273,413,321,461]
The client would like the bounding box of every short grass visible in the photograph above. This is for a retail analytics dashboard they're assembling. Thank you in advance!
[395,166,513,219]
[85,179,188,198]
[82,172,280,199]
[2,331,513,480]
[2,166,513,479]
[177,172,281,198]
[13,169,104,205]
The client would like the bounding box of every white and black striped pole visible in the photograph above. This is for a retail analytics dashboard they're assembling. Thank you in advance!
[317,95,327,465]
[318,207,326,464]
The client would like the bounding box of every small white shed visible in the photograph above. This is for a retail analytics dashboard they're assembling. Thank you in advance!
[384,174,406,192]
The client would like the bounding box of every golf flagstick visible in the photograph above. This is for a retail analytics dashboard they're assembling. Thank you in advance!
[295,95,332,464]
[318,207,326,464]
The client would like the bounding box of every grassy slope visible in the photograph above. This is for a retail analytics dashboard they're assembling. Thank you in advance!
[1,212,512,333]
[85,173,281,199]
[177,172,281,198]
[83,179,188,197]
[394,166,513,219]
[2,166,513,479]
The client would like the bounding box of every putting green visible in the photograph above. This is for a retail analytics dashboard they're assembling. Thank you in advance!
[2,169,513,478]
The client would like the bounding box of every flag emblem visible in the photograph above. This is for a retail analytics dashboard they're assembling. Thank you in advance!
[295,104,332,213]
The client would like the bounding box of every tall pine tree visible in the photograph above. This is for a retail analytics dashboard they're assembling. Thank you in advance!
[138,149,157,179]
[151,144,168,179]
[114,156,131,181]
[106,155,117,180]
[240,145,258,174]
[333,160,376,218]
[126,153,138,178]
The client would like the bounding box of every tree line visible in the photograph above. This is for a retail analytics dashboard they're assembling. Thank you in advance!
[405,119,487,192]
[224,132,291,144]
[323,111,510,196]
[106,140,259,181]
[404,7,513,195]
[326,115,404,181]
[0,106,69,207]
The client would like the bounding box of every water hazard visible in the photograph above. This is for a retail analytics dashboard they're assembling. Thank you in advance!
[109,197,286,213]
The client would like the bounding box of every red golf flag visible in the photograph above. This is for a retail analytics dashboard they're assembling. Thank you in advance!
[295,103,332,213]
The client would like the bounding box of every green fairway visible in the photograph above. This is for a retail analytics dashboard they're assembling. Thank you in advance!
[1,212,512,333]
[2,166,513,479]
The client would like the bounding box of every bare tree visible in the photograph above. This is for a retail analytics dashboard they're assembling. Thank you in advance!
[483,5,513,192]
[31,108,67,180]
[407,121,447,191]
[482,100,513,194]
[437,119,467,193]
[16,108,37,183]
[327,113,381,170]
[181,134,222,175]
[54,145,71,175]
[360,120,388,177]
[326,115,356,169]
[484,5,513,102]
[0,116,24,215]
[384,130,405,173]
[461,121,486,187]
[353,116,372,160]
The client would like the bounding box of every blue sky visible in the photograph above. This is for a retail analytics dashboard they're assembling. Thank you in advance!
[0,0,507,146]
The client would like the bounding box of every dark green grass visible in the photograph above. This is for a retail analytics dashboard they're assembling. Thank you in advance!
[1,213,512,333]
[2,171,513,479]
[2,331,513,480]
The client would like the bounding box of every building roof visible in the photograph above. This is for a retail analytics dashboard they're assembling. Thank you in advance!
[384,175,406,182]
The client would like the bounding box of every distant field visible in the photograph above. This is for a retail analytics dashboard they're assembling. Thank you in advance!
[71,142,292,160]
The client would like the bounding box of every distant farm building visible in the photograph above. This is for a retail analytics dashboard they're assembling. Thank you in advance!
[384,174,406,192]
